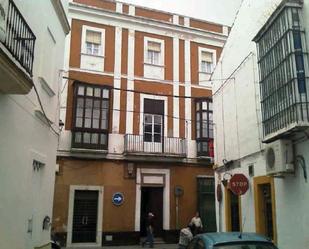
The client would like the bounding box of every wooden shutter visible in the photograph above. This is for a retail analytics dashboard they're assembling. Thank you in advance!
[86,30,101,44]
[201,51,213,62]
[148,41,161,52]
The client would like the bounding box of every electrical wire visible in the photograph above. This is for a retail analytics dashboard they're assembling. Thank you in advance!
[63,76,214,99]
[60,105,195,123]
[33,84,60,136]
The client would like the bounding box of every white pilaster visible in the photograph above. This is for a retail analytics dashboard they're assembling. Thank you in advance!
[126,29,135,134]
[116,2,123,13]
[173,15,179,25]
[185,39,196,158]
[112,26,122,134]
[128,5,135,16]
[184,17,190,27]
[173,37,179,137]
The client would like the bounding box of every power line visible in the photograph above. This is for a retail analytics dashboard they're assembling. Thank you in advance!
[63,76,213,99]
[60,105,196,123]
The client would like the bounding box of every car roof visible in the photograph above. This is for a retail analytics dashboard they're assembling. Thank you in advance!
[196,232,273,248]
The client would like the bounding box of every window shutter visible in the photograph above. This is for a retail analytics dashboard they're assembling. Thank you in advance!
[148,41,161,52]
[86,30,101,44]
[201,51,213,62]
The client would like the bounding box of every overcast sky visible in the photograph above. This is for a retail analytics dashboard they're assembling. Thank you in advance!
[121,0,242,26]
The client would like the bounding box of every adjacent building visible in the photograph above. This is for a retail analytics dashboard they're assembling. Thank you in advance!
[212,0,309,249]
[52,0,229,246]
[0,0,69,249]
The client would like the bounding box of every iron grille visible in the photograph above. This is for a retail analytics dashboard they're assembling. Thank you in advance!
[2,0,36,75]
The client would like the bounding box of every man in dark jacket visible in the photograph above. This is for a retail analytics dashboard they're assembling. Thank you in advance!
[142,212,155,248]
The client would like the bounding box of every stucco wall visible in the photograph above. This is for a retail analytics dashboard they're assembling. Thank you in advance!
[212,1,309,249]
[0,1,68,248]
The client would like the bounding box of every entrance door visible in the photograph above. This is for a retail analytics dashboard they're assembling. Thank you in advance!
[140,187,163,237]
[225,189,241,231]
[197,178,217,232]
[254,176,277,243]
[72,190,99,243]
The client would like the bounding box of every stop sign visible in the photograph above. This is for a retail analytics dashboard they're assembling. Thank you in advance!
[229,174,249,196]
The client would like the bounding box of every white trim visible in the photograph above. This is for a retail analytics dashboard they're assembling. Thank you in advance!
[81,25,105,56]
[184,17,190,27]
[196,175,215,178]
[144,36,165,66]
[173,37,179,138]
[198,46,217,73]
[135,168,170,231]
[173,15,179,25]
[128,5,135,16]
[126,29,135,134]
[67,185,104,247]
[116,2,123,13]
[139,94,168,136]
[184,40,191,140]
[112,26,122,133]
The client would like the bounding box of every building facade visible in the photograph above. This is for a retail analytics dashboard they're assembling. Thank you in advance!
[53,0,228,246]
[0,0,69,249]
[212,0,309,249]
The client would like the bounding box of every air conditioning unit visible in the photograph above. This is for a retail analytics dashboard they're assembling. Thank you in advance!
[265,139,294,176]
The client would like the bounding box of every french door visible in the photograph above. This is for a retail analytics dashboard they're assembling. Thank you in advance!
[143,114,163,153]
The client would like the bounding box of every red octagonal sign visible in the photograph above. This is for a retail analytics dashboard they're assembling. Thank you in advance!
[229,174,249,196]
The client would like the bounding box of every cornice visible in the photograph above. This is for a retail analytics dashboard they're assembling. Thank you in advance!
[69,2,227,45]
[51,0,71,35]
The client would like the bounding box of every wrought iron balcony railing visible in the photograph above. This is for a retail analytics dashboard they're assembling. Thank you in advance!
[2,0,36,75]
[124,134,186,157]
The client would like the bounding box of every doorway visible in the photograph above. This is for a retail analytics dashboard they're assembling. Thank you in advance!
[225,189,241,232]
[72,190,99,243]
[254,176,277,243]
[140,187,163,237]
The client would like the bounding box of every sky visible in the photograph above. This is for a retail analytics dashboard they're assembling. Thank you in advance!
[120,0,242,26]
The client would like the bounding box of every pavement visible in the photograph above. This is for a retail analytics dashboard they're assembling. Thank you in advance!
[65,244,178,249]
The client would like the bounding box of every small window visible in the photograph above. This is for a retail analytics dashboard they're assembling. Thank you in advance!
[85,30,102,55]
[200,51,213,73]
[147,41,161,65]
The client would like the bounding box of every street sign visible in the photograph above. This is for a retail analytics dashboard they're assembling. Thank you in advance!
[229,174,249,196]
[112,192,124,206]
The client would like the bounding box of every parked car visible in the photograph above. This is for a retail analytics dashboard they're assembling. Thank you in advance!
[187,232,278,249]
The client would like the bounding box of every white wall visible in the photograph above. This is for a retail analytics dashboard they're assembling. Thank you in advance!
[212,1,309,249]
[0,1,68,248]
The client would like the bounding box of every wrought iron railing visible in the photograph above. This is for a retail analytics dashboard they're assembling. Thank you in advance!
[124,134,186,157]
[2,0,36,75]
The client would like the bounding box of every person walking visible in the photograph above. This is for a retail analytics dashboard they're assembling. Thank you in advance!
[190,211,203,235]
[142,212,155,248]
[178,223,195,249]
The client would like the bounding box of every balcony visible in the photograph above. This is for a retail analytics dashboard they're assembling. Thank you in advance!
[0,0,36,94]
[124,134,186,158]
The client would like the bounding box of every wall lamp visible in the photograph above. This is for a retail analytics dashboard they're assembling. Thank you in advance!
[221,172,233,187]
[59,119,64,131]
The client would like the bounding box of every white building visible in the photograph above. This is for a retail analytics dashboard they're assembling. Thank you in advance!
[0,0,69,248]
[212,0,309,249]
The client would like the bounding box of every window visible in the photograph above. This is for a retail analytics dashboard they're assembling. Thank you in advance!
[72,82,110,150]
[144,114,162,142]
[200,51,213,73]
[196,99,213,157]
[85,30,102,56]
[147,41,161,65]
[143,99,164,143]
[253,3,309,138]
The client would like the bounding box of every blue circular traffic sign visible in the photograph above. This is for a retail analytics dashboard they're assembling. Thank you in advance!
[112,192,124,206]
